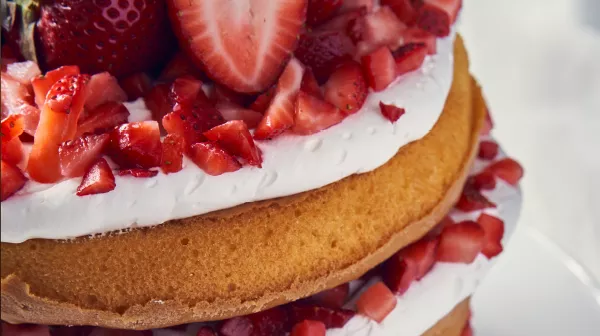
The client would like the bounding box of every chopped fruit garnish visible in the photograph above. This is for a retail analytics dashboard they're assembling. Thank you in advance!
[436,221,485,263]
[478,140,499,160]
[361,46,397,91]
[379,102,406,123]
[350,6,407,56]
[469,170,497,191]
[318,7,366,31]
[106,121,162,169]
[486,158,524,186]
[400,28,437,54]
[455,182,496,212]
[324,61,368,115]
[196,326,217,336]
[1,137,24,166]
[210,84,251,107]
[117,169,159,178]
[1,74,40,135]
[1,115,24,143]
[415,0,462,37]
[216,102,264,129]
[481,107,494,135]
[84,72,128,111]
[188,143,241,176]
[290,305,355,329]
[219,316,254,336]
[28,74,90,183]
[144,84,172,132]
[168,0,307,93]
[356,281,397,323]
[1,323,50,336]
[307,283,350,309]
[5,61,41,85]
[307,0,343,27]
[204,120,262,167]
[31,65,80,107]
[338,0,374,13]
[160,134,185,174]
[301,70,323,98]
[76,158,116,197]
[477,213,505,258]
[290,320,327,336]
[385,237,439,294]
[382,0,419,25]
[162,97,225,148]
[249,87,276,113]
[247,306,290,336]
[170,77,203,107]
[119,73,153,101]
[255,58,304,140]
[76,102,130,138]
[159,52,205,83]
[295,30,355,83]
[59,133,110,178]
[393,43,428,76]
[292,91,346,135]
[1,160,27,201]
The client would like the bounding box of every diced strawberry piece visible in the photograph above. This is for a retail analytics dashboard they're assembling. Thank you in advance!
[290,320,326,336]
[144,83,172,132]
[382,0,419,25]
[210,84,251,107]
[31,65,80,107]
[1,160,27,201]
[379,102,406,123]
[161,134,185,174]
[188,142,241,176]
[289,305,355,329]
[84,72,128,111]
[307,0,343,27]
[1,114,24,143]
[75,158,116,196]
[356,281,397,323]
[196,326,217,336]
[292,91,346,135]
[204,120,262,167]
[416,0,462,37]
[170,77,203,107]
[254,58,304,140]
[249,87,276,113]
[461,322,473,336]
[106,121,162,169]
[477,213,505,258]
[307,283,350,309]
[436,221,485,263]
[219,316,254,336]
[486,158,524,186]
[469,170,497,191]
[478,140,498,160]
[361,46,397,91]
[216,102,263,129]
[301,69,323,98]
[393,43,428,76]
[1,73,40,135]
[1,137,24,165]
[28,74,90,183]
[76,102,130,138]
[324,61,367,115]
[59,133,110,178]
[119,73,153,101]
[400,28,437,54]
[338,0,374,13]
[318,7,366,31]
[455,182,496,212]
[385,237,439,294]
[162,98,224,148]
[117,169,159,178]
[159,52,205,83]
[1,323,50,336]
[295,30,355,83]
[247,306,290,336]
[5,61,41,85]
[350,6,407,56]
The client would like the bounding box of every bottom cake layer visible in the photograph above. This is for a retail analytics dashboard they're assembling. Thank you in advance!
[423,299,470,336]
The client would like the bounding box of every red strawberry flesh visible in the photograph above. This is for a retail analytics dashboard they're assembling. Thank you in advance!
[436,221,485,263]
[291,320,326,336]
[84,72,127,111]
[162,96,225,148]
[292,91,346,135]
[456,181,496,211]
[356,281,397,323]
[290,304,355,329]
[160,134,185,174]
[31,65,80,108]
[385,237,439,294]
[393,43,428,76]
[188,142,241,176]
[117,169,159,178]
[416,0,462,37]
[216,102,263,129]
[204,120,262,167]
[487,158,524,186]
[477,213,505,258]
[379,102,406,123]
[76,102,130,138]
[106,121,162,169]
[307,0,343,27]
[324,61,368,115]
[361,46,397,91]
[120,73,153,101]
[76,158,116,197]
[1,160,27,201]
[59,133,110,178]
[478,140,499,160]
[295,30,355,83]
[307,283,350,309]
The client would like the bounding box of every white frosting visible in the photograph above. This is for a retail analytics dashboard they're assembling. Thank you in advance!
[126,99,153,123]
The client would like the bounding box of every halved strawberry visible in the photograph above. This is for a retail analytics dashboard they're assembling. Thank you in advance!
[162,98,224,148]
[1,137,24,166]
[289,305,355,329]
[301,69,323,98]
[170,77,203,107]
[292,91,346,135]
[188,142,241,176]
[415,0,462,37]
[159,52,205,83]
[1,323,50,336]
[167,0,307,93]
[469,170,496,191]
[477,213,505,258]
[338,0,374,13]
[119,73,153,101]
[379,102,406,123]
[219,316,254,336]
[216,102,263,129]
[117,169,159,178]
[1,114,24,143]
[59,133,110,178]
[1,73,40,135]
[106,121,162,169]
[295,30,355,83]
[1,160,27,201]
[486,158,524,186]
[210,84,252,107]
[160,134,185,174]
[204,120,262,167]
[76,102,130,138]
[196,326,217,336]
[356,281,397,323]
[307,0,343,27]
[455,182,496,212]
[385,237,439,294]
[478,140,498,160]
[249,87,276,113]
[144,83,172,132]
[84,72,127,111]
[5,61,41,85]
[28,74,90,183]
[324,61,367,115]
[290,320,326,336]
[393,43,428,76]
[307,283,350,309]
[247,306,290,336]
[76,158,116,197]
[254,58,304,140]
[31,65,80,107]
[400,28,437,54]
[350,6,407,56]
[436,221,484,263]
[382,0,419,25]
[361,46,397,91]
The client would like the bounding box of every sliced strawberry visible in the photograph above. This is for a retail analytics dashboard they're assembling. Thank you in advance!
[144,83,172,132]
[301,69,323,98]
[478,140,499,160]
[393,43,428,76]
[292,91,346,135]
[170,77,203,107]
[1,73,40,135]
[106,121,162,169]
[307,0,343,27]
[469,170,497,191]
[28,74,90,183]
[290,320,326,336]
[196,326,217,336]
[455,182,496,212]
[400,28,437,54]
[1,114,24,143]
[75,158,116,197]
[249,87,276,113]
[295,30,355,83]
[1,323,50,336]
[382,0,419,25]
[338,0,374,13]
[84,72,127,111]
[289,305,355,329]
[436,221,485,263]
[361,46,397,91]
[204,120,262,167]
[161,134,185,174]
[318,7,366,31]
[324,61,367,115]
[385,237,439,294]
[59,133,110,178]
[247,306,290,336]
[1,137,24,165]
[219,316,254,336]
[486,158,524,186]
[76,102,130,138]
[1,160,27,201]
[5,61,41,85]
[216,102,263,129]
[31,65,80,107]
[117,169,159,178]
[416,0,462,37]
[210,84,252,107]
[162,98,225,147]
[379,102,406,123]
[356,281,397,323]
[477,213,505,258]
[254,58,304,140]
[168,0,307,93]
[350,6,407,56]
[307,283,350,309]
[188,142,241,176]
[119,73,153,101]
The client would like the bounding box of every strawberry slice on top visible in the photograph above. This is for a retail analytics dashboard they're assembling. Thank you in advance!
[323,61,368,115]
[59,133,110,178]
[76,158,116,197]
[416,0,462,37]
[106,121,162,169]
[1,160,27,202]
[204,120,263,167]
[292,91,346,135]
[167,0,308,93]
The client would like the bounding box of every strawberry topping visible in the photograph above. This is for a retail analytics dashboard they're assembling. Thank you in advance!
[307,283,350,309]
[210,84,251,107]
[393,43,428,76]
[477,213,505,258]
[379,102,406,123]
[350,6,407,56]
[469,170,497,191]
[292,91,346,135]
[247,306,290,336]
[76,158,116,197]
[400,28,437,54]
[361,46,397,91]
[196,326,217,336]
[455,181,496,212]
[436,221,485,263]
[249,87,276,113]
[204,120,262,167]
[59,133,110,178]
[301,70,323,99]
[356,281,397,323]
[415,0,462,37]
[295,30,355,83]
[324,61,368,115]
[160,134,185,174]
[307,0,343,27]
[143,84,172,133]
[84,72,127,111]
[1,160,27,201]
[382,0,419,25]
[188,142,241,176]
[478,140,499,160]
[159,52,205,83]
[290,320,326,336]
[117,169,159,178]
[5,61,41,85]
[219,316,254,336]
[119,73,153,101]
[31,65,80,108]
[1,114,24,143]
[76,102,130,138]
[162,97,225,148]
[170,77,203,107]
[1,323,50,336]
[289,305,355,329]
[385,237,439,294]
[486,158,524,186]
[1,137,24,166]
[106,121,162,169]
[1,72,40,136]
[216,102,264,129]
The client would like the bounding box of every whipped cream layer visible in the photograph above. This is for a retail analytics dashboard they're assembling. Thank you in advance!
[1,33,455,243]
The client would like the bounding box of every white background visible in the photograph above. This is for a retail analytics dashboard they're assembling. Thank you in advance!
[460,0,600,281]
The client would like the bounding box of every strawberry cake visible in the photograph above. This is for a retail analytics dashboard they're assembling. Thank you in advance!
[0,0,524,335]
